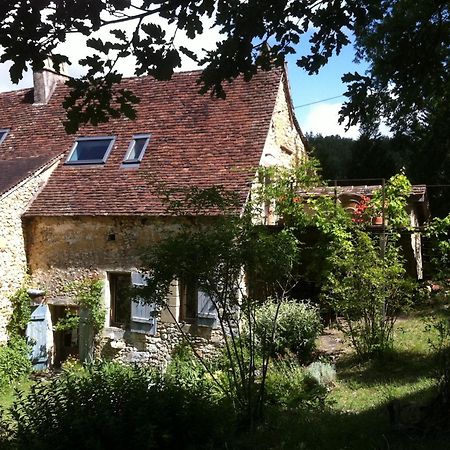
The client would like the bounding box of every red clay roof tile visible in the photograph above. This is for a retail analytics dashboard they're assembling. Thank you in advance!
[0,68,283,215]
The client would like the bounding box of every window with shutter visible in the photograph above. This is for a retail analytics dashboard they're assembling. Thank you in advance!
[180,282,218,327]
[130,271,157,335]
[109,273,131,327]
[197,290,218,327]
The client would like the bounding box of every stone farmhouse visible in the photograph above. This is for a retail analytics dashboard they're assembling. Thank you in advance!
[0,66,306,367]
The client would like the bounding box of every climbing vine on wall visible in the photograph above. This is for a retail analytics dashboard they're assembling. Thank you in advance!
[55,278,105,335]
[0,283,33,389]
[7,282,32,338]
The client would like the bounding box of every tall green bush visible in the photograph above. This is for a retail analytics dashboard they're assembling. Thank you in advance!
[0,285,33,391]
[0,337,32,392]
[426,214,450,282]
[254,300,322,361]
[323,231,415,358]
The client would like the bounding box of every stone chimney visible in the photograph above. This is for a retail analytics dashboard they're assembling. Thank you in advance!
[33,58,69,105]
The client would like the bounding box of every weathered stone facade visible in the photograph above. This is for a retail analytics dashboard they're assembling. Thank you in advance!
[25,215,182,298]
[20,76,304,365]
[25,215,225,363]
[0,161,58,342]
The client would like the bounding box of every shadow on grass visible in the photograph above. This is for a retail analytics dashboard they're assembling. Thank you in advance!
[238,384,448,450]
[336,348,438,387]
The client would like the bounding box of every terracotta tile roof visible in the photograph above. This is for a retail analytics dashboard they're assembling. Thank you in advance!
[0,87,69,196]
[0,68,283,216]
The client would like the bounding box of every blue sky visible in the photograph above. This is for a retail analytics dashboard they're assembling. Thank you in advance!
[286,37,367,138]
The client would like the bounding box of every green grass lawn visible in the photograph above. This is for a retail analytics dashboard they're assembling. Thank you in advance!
[0,379,32,411]
[243,298,450,449]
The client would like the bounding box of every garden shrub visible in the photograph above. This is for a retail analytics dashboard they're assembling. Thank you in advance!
[305,361,336,388]
[165,343,207,390]
[265,361,328,409]
[254,300,322,361]
[9,360,234,450]
[426,214,450,283]
[0,284,33,392]
[0,336,31,392]
[323,230,416,358]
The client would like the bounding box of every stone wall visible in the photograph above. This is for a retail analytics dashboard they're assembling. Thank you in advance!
[0,161,58,342]
[25,215,188,298]
[260,74,306,168]
[98,322,224,368]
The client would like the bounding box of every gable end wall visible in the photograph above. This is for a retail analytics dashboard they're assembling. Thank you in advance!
[0,161,58,342]
[260,75,306,168]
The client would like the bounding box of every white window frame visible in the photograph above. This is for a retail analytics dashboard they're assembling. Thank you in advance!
[66,136,116,165]
[123,133,151,164]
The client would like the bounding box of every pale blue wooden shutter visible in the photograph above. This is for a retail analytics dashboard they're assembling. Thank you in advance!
[26,304,52,370]
[130,271,157,334]
[197,290,218,327]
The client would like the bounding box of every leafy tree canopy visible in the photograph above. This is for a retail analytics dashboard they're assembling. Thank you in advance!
[2,0,447,138]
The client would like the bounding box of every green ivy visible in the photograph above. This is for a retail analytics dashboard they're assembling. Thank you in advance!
[0,284,33,391]
[7,284,32,338]
[369,169,412,228]
[55,278,105,335]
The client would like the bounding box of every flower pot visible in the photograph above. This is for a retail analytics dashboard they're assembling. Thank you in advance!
[372,216,383,225]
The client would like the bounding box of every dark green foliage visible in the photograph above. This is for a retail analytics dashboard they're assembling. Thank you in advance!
[9,361,233,450]
[308,134,355,181]
[426,214,450,282]
[165,343,207,390]
[6,286,31,338]
[309,133,449,218]
[0,337,32,392]
[342,0,449,135]
[0,286,33,392]
[254,300,322,361]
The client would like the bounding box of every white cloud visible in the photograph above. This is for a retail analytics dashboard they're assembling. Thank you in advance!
[301,102,360,139]
[301,102,392,138]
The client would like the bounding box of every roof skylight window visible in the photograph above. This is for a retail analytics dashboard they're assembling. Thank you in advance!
[66,136,115,164]
[0,129,9,145]
[123,134,150,164]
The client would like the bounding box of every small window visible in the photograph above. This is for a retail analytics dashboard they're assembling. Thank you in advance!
[123,134,150,164]
[66,136,115,164]
[0,129,9,145]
